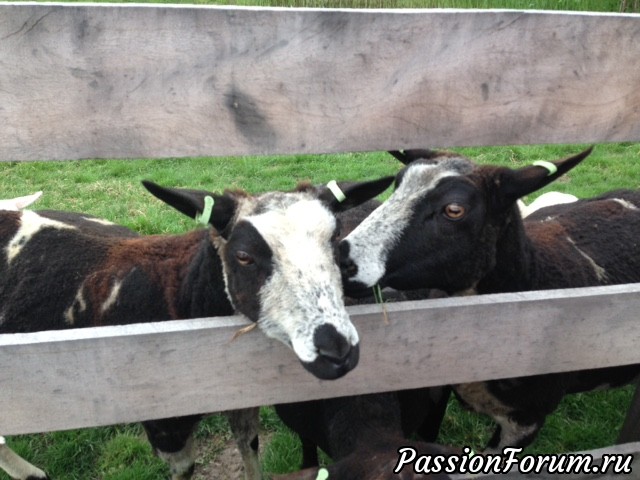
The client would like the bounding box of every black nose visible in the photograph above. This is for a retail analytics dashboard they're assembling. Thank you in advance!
[300,324,360,380]
[314,323,352,363]
[339,241,358,278]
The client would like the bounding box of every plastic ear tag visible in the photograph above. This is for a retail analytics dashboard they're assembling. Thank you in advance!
[316,468,329,480]
[532,160,558,176]
[195,196,214,225]
[326,180,346,203]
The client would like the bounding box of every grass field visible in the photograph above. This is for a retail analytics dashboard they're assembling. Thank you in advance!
[2,143,639,480]
[1,0,639,479]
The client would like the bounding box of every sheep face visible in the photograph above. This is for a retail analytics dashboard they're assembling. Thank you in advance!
[340,148,592,296]
[143,177,392,380]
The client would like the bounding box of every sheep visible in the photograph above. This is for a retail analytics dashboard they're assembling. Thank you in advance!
[339,146,640,451]
[274,392,457,480]
[275,200,451,473]
[0,175,393,480]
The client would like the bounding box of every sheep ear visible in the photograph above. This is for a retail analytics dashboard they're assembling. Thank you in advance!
[0,191,43,211]
[388,149,441,165]
[141,180,237,234]
[319,176,394,212]
[497,147,593,203]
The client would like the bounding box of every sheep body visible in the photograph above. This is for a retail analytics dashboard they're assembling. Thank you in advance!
[340,148,640,449]
[0,177,392,480]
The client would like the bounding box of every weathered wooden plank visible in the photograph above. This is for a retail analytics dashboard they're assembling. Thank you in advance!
[1,283,640,435]
[1,5,639,162]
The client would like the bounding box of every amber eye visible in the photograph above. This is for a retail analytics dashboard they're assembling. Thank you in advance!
[443,203,466,220]
[235,250,254,266]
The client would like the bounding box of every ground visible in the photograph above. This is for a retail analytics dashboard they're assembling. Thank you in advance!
[193,433,275,480]
[193,438,245,480]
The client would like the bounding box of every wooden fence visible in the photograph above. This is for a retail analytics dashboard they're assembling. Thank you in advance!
[1,1,640,473]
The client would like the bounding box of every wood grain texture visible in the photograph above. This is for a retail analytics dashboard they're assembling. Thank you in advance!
[2,283,640,435]
[1,4,639,161]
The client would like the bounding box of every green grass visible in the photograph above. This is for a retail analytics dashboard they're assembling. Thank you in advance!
[1,0,639,478]
[2,143,639,479]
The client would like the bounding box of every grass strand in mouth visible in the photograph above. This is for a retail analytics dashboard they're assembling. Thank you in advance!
[373,284,390,325]
[230,322,259,342]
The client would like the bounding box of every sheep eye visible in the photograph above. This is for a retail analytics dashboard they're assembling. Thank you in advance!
[443,203,466,220]
[235,250,254,266]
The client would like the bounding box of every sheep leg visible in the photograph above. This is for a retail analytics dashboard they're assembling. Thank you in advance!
[299,437,319,469]
[415,386,451,442]
[455,379,558,453]
[0,436,49,480]
[142,415,202,480]
[485,414,543,452]
[226,407,261,480]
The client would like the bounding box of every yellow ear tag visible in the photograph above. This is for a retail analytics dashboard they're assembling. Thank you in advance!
[326,180,346,203]
[195,196,214,225]
[316,467,329,480]
[532,160,558,176]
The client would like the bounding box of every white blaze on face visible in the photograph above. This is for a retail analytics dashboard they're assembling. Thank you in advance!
[5,210,76,264]
[343,164,460,287]
[247,197,357,363]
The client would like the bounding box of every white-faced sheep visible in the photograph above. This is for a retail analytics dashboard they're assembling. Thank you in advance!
[276,199,450,474]
[339,147,640,451]
[0,176,392,480]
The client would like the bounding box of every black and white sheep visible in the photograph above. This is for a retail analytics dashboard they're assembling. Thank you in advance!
[275,199,450,474]
[340,147,640,451]
[0,176,392,480]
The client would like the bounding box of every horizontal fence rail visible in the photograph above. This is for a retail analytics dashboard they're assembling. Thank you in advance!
[0,4,639,161]
[2,283,640,435]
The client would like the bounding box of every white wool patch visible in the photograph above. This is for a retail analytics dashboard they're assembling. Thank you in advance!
[490,415,539,451]
[611,198,638,210]
[82,216,118,226]
[247,198,357,362]
[5,210,76,264]
[100,280,123,313]
[518,191,578,218]
[0,191,42,211]
[344,164,459,287]
[566,236,609,282]
[64,286,87,326]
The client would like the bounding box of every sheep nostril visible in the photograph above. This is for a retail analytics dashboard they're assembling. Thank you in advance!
[340,258,358,278]
[314,324,351,364]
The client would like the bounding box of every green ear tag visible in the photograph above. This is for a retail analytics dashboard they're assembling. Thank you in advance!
[195,196,215,225]
[532,160,558,176]
[326,180,346,203]
[316,468,329,480]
